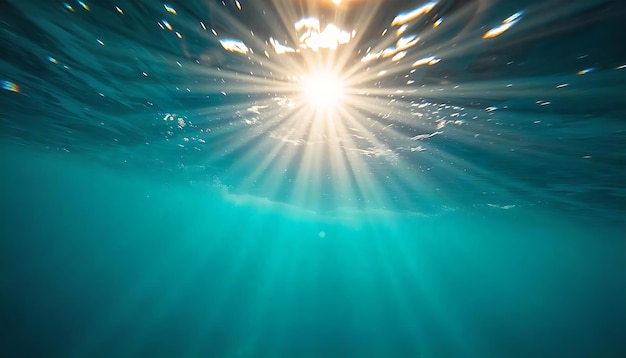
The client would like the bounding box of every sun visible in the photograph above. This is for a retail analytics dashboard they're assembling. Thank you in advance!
[299,71,345,112]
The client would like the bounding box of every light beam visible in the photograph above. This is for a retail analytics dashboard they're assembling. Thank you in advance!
[299,71,345,112]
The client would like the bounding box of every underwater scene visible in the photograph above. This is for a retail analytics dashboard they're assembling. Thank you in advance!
[1,0,625,356]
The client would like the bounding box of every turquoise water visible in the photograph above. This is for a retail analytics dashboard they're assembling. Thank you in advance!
[2,0,626,356]
[3,143,624,357]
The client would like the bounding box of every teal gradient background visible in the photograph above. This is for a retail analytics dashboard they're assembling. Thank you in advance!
[2,144,624,357]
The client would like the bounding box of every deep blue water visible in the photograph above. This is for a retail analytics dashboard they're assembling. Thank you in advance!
[1,0,626,357]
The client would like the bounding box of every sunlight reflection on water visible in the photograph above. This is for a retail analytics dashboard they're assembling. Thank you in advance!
[0,0,624,216]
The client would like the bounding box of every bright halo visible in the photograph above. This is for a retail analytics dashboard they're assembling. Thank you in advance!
[299,71,345,111]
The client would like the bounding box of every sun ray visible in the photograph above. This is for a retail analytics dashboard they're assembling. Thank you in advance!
[104,0,622,214]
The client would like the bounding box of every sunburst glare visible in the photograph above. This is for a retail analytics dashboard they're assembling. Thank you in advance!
[299,71,345,113]
[3,0,623,216]
[140,0,622,214]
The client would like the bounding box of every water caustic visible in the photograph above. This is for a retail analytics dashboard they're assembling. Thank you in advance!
[1,0,625,215]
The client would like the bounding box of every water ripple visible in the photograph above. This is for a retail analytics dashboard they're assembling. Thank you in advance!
[1,0,624,216]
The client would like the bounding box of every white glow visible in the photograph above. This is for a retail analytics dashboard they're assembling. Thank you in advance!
[300,72,345,111]
[295,17,353,51]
